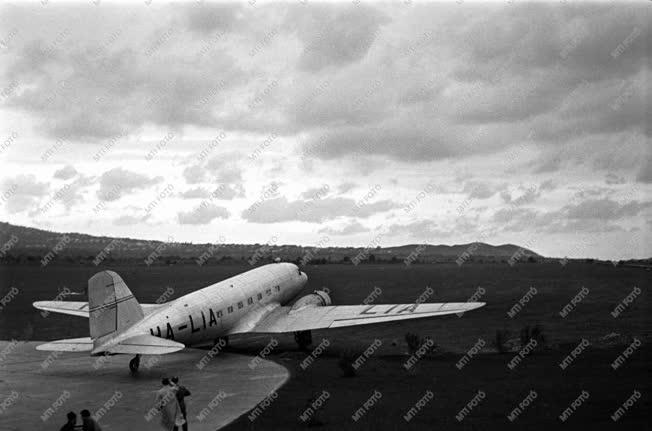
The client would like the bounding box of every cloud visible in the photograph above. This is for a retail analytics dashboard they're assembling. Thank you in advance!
[179,187,211,199]
[452,4,650,85]
[4,21,243,141]
[463,181,500,200]
[59,176,93,211]
[53,165,78,180]
[178,203,229,225]
[493,207,537,225]
[572,187,611,201]
[501,184,545,206]
[179,183,244,200]
[183,165,206,184]
[493,197,651,235]
[183,153,244,186]
[295,5,390,71]
[3,3,647,169]
[183,3,241,34]
[113,214,150,226]
[319,220,368,236]
[1,174,49,213]
[605,173,626,185]
[385,220,453,240]
[300,184,331,199]
[303,122,459,162]
[539,180,556,192]
[212,184,245,200]
[293,4,648,167]
[2,174,48,196]
[206,155,243,183]
[563,198,651,221]
[25,175,93,217]
[0,3,649,260]
[531,130,647,176]
[97,168,162,201]
[242,196,398,223]
[338,182,357,194]
[636,156,652,183]
[212,166,242,184]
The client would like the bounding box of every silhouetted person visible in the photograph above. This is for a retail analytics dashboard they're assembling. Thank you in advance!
[171,376,191,431]
[155,377,185,431]
[60,411,78,431]
[80,409,102,431]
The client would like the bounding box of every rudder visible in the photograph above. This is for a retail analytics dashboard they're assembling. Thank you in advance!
[88,270,144,340]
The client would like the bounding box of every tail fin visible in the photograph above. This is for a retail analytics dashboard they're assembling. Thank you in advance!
[88,270,144,340]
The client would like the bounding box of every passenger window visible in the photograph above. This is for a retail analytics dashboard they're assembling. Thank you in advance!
[238,301,243,309]
[275,285,280,292]
[217,310,223,318]
[248,297,253,305]
[257,293,263,300]
[266,288,271,296]
[227,306,233,313]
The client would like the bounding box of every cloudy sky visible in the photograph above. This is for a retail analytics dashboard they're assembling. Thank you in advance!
[0,1,649,259]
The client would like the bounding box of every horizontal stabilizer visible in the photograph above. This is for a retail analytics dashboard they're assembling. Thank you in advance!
[33,301,164,318]
[101,335,185,355]
[36,337,93,352]
[33,301,90,318]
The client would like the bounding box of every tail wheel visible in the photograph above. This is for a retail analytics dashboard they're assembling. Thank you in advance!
[294,330,312,350]
[129,354,141,374]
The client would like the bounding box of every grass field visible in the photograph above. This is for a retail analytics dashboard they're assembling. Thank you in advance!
[223,346,651,430]
[1,261,649,351]
[0,261,650,429]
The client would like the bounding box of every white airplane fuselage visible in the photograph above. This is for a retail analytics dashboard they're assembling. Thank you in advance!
[112,263,307,349]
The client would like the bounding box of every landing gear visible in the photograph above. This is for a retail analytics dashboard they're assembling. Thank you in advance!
[294,330,312,351]
[129,354,141,374]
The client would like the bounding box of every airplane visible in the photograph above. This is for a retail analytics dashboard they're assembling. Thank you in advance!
[33,262,485,373]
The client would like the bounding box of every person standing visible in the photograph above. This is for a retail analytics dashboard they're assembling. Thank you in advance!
[154,378,185,431]
[59,411,78,431]
[80,410,102,431]
[171,376,191,431]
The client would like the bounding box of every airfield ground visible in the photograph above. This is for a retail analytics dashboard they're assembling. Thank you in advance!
[0,261,650,430]
[0,341,288,431]
[223,344,652,430]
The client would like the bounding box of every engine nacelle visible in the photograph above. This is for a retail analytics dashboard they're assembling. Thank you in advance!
[290,290,332,312]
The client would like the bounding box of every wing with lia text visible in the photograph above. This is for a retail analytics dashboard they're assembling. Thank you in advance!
[239,302,485,334]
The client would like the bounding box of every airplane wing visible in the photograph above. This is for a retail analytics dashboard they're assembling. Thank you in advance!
[36,335,185,355]
[33,301,163,318]
[239,302,485,334]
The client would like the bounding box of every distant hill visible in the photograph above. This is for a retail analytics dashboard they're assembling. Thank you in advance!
[0,221,542,265]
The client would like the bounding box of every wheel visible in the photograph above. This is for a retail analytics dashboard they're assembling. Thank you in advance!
[129,354,140,373]
[294,330,312,350]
